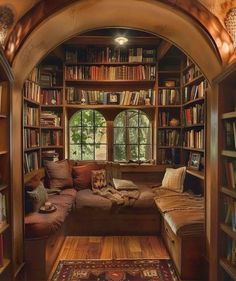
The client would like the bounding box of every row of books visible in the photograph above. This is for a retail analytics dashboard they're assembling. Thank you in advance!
[158,130,180,146]
[40,89,62,105]
[0,193,6,225]
[183,81,205,103]
[225,121,236,150]
[183,129,204,149]
[65,47,156,64]
[225,160,236,189]
[24,128,40,149]
[64,65,156,81]
[41,111,61,127]
[23,80,41,103]
[158,89,180,106]
[41,130,62,146]
[24,151,39,174]
[226,238,236,267]
[66,88,155,106]
[182,65,202,85]
[182,104,205,126]
[157,148,181,165]
[158,112,180,127]
[28,67,40,83]
[23,105,39,126]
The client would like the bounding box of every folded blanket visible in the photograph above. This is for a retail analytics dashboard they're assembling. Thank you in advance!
[93,185,140,206]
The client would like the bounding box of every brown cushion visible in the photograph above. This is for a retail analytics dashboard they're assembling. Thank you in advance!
[161,166,186,193]
[72,163,99,189]
[91,169,107,190]
[44,159,73,190]
[25,174,41,190]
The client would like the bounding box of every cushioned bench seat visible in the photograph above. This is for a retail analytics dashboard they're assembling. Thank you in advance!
[25,188,76,238]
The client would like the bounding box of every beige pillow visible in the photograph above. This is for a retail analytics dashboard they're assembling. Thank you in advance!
[161,166,186,192]
[113,178,138,190]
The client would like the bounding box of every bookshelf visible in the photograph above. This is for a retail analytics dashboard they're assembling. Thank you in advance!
[181,57,207,182]
[214,62,236,281]
[0,49,13,280]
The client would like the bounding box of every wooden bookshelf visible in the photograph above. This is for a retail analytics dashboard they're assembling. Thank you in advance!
[214,62,236,281]
[0,49,13,280]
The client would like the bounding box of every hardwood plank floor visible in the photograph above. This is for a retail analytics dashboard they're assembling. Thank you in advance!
[50,235,169,279]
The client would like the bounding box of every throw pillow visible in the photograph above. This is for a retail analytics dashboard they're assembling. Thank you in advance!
[72,163,100,189]
[161,166,186,192]
[25,173,41,190]
[113,178,138,190]
[44,159,73,189]
[25,181,48,213]
[91,169,107,190]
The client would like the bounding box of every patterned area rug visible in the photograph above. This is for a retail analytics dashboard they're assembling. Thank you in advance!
[51,259,178,281]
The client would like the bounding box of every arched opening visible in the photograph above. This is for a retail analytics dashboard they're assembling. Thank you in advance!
[10,1,222,279]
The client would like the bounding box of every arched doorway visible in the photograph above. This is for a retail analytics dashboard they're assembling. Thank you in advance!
[10,1,222,280]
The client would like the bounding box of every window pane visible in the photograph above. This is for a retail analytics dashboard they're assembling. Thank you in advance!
[139,145,151,160]
[114,111,125,127]
[70,145,81,160]
[95,111,106,127]
[82,127,94,144]
[127,145,138,160]
[70,127,81,144]
[128,128,138,144]
[95,145,107,160]
[95,127,107,143]
[139,112,150,127]
[82,145,94,160]
[114,145,126,161]
[139,127,151,144]
[70,111,81,126]
[127,110,138,127]
[114,128,125,144]
[82,110,94,127]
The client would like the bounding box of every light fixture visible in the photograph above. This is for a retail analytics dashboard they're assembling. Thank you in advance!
[0,6,14,47]
[225,8,236,48]
[114,36,128,45]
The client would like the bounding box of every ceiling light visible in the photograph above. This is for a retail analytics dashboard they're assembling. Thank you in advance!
[114,36,128,45]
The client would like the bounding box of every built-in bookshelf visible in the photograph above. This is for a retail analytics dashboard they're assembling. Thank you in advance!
[214,62,236,281]
[0,49,13,280]
[181,57,207,180]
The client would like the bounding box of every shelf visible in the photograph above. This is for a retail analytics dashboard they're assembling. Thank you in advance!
[41,105,63,108]
[183,75,204,87]
[41,126,63,130]
[0,151,8,156]
[0,258,10,275]
[158,146,182,149]
[23,125,40,129]
[158,86,180,89]
[158,126,182,129]
[0,223,9,234]
[158,70,180,74]
[65,80,156,86]
[220,223,236,240]
[40,86,63,89]
[66,104,156,109]
[186,168,204,180]
[183,123,204,129]
[222,111,236,120]
[0,184,7,192]
[183,147,204,152]
[182,97,205,107]
[41,146,64,149]
[221,186,236,200]
[23,97,40,106]
[157,105,181,108]
[65,62,156,66]
[0,114,7,119]
[222,150,236,158]
[220,258,236,281]
[24,147,40,152]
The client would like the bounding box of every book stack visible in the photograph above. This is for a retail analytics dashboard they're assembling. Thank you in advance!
[23,80,41,103]
[24,128,40,149]
[183,81,205,102]
[183,129,204,149]
[158,89,179,105]
[41,150,59,163]
[225,121,236,150]
[225,160,236,188]
[41,130,62,146]
[158,130,180,146]
[24,151,39,173]
[158,112,170,127]
[40,89,62,105]
[23,105,39,126]
[40,111,61,127]
[183,65,201,85]
[183,104,205,125]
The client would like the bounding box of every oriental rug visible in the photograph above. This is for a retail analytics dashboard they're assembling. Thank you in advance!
[51,259,178,281]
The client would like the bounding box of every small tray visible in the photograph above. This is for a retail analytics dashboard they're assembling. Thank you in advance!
[39,204,57,213]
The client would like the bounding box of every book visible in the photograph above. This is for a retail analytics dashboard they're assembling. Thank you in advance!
[0,84,2,113]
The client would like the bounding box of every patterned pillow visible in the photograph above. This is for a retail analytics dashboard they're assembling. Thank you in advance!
[162,166,186,193]
[91,169,107,190]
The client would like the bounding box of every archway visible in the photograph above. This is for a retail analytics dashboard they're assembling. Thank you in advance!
[10,1,221,279]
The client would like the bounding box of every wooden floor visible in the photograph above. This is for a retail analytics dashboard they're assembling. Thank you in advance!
[50,235,169,279]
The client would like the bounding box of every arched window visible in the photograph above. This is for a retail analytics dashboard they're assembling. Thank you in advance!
[69,109,107,160]
[113,109,152,162]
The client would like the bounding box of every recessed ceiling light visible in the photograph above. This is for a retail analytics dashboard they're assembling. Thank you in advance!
[114,36,128,45]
